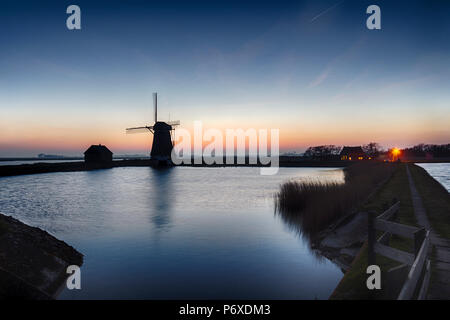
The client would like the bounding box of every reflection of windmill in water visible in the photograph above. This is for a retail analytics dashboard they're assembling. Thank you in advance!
[126,92,180,166]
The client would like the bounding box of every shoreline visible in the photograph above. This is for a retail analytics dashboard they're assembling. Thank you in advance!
[1,156,449,178]
[0,158,350,177]
[0,213,83,299]
[2,157,449,178]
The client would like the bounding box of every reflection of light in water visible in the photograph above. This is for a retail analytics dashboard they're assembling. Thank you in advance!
[282,169,345,186]
[317,169,345,181]
[416,163,450,192]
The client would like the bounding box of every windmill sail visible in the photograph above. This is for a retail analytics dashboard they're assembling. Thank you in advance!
[126,126,154,134]
[153,92,157,123]
[125,91,180,162]
[167,120,180,126]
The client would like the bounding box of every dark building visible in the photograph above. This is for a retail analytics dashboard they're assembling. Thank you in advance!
[150,122,174,161]
[84,145,113,164]
[340,146,368,160]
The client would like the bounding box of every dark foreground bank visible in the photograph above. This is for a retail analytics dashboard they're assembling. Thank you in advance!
[330,163,450,299]
[0,213,83,299]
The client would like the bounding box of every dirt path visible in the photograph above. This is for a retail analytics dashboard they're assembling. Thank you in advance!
[406,165,450,299]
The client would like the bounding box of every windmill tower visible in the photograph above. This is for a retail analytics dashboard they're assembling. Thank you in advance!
[126,93,180,164]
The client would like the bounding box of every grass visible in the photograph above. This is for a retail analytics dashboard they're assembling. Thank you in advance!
[275,180,344,234]
[275,161,395,237]
[332,163,449,299]
[409,164,450,239]
[276,161,447,299]
[330,164,418,299]
[329,243,408,299]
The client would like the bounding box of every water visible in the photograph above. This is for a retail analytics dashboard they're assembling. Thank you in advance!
[416,163,450,192]
[0,167,344,299]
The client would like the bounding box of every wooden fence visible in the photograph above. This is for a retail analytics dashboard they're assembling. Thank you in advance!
[368,201,431,300]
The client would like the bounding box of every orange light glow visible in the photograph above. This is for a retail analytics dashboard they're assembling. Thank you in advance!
[391,147,401,161]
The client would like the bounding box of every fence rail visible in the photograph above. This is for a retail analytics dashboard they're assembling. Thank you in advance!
[398,230,430,300]
[368,201,431,300]
[374,219,420,239]
[374,242,415,265]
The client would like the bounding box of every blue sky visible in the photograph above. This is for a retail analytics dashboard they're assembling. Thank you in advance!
[0,0,449,156]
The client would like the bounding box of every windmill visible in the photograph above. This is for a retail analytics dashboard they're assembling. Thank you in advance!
[126,92,180,163]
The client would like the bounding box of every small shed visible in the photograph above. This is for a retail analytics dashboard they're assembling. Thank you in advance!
[340,146,367,160]
[84,145,113,164]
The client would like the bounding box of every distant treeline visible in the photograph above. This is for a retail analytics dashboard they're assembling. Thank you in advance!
[301,143,450,159]
[303,142,382,159]
[400,144,450,158]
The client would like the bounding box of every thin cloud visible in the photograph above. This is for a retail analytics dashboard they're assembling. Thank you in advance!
[310,1,344,23]
[308,68,331,88]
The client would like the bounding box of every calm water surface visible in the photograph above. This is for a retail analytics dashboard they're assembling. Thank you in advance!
[0,167,344,299]
[416,163,450,192]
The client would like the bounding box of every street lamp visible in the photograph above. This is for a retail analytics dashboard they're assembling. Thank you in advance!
[391,148,400,161]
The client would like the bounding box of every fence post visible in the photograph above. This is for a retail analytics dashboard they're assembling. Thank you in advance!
[414,228,426,258]
[368,211,376,266]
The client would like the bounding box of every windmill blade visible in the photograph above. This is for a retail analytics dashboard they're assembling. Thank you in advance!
[167,120,180,126]
[126,126,153,134]
[153,92,157,123]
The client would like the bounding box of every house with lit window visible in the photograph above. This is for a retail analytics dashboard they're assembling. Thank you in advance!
[340,146,368,161]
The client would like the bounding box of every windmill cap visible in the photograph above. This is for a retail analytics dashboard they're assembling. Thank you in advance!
[153,122,173,130]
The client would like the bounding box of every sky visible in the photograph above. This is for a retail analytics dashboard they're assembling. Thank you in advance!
[0,0,449,156]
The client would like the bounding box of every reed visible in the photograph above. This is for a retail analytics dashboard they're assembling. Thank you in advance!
[275,162,395,237]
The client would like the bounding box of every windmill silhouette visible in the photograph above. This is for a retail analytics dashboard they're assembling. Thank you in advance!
[126,93,180,164]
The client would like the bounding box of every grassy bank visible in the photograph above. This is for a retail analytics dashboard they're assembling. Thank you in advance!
[275,162,395,237]
[409,165,450,239]
[331,163,449,299]
[330,163,416,299]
